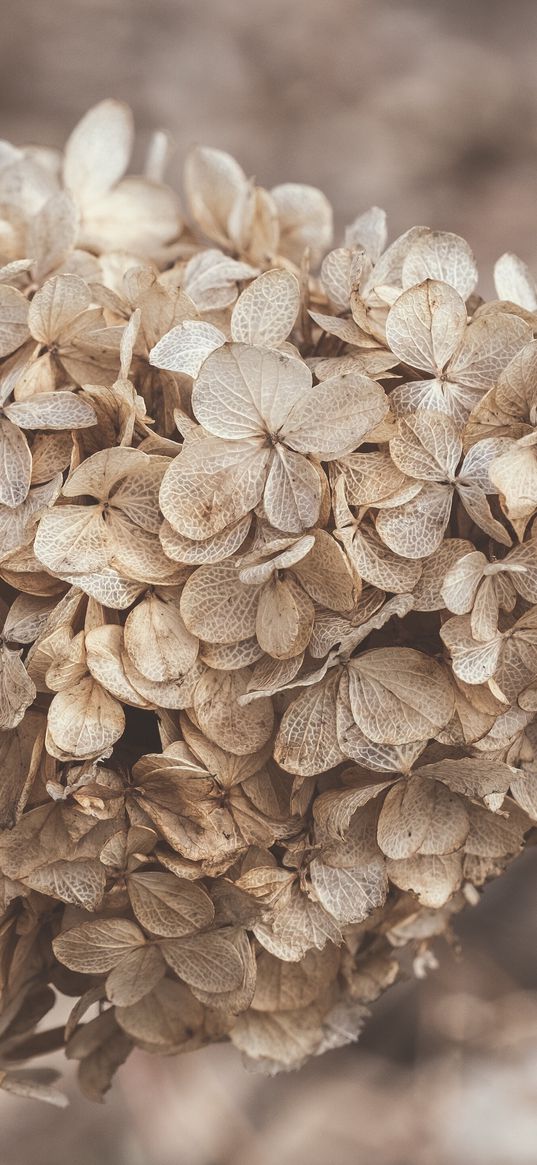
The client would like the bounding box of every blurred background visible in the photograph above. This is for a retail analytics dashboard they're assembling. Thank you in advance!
[1,1,537,1160]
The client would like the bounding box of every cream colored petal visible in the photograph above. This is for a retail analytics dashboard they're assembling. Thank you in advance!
[255,576,314,659]
[81,178,182,254]
[4,391,96,431]
[63,98,133,206]
[387,851,463,908]
[231,269,300,347]
[281,373,388,458]
[160,514,251,565]
[271,183,333,267]
[0,644,36,730]
[347,648,454,745]
[183,249,258,312]
[34,505,109,575]
[448,313,530,391]
[292,529,356,611]
[385,280,467,374]
[376,483,453,559]
[62,445,148,500]
[0,284,30,356]
[339,523,420,593]
[28,190,79,282]
[28,274,91,345]
[263,445,321,534]
[192,667,274,755]
[494,252,537,311]
[46,675,125,759]
[124,593,198,681]
[149,321,225,378]
[180,561,261,644]
[389,411,462,481]
[184,146,247,246]
[442,550,487,614]
[402,231,478,298]
[274,668,345,776]
[0,415,31,508]
[159,436,268,540]
[193,344,311,440]
[85,625,150,708]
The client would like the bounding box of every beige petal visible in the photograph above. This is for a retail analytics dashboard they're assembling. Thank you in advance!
[339,522,420,593]
[106,944,166,1007]
[62,445,148,501]
[281,372,388,459]
[0,284,30,356]
[256,575,314,659]
[28,190,79,282]
[376,483,453,559]
[63,98,133,206]
[193,344,311,440]
[440,614,503,686]
[0,415,32,507]
[0,644,36,729]
[125,592,198,681]
[385,280,467,373]
[252,946,339,1012]
[263,445,321,533]
[320,247,356,310]
[274,668,345,776]
[448,313,530,392]
[412,538,474,612]
[271,182,333,267]
[183,249,258,312]
[24,858,106,911]
[231,269,300,347]
[46,675,125,759]
[184,146,246,246]
[28,274,91,345]
[402,231,478,299]
[347,648,454,745]
[81,178,182,254]
[4,391,96,431]
[85,624,150,707]
[160,514,251,565]
[34,505,109,575]
[345,206,387,260]
[180,561,260,644]
[161,930,245,993]
[389,411,462,481]
[116,978,204,1049]
[149,321,225,378]
[292,529,356,611]
[494,252,537,311]
[387,851,463,908]
[127,871,214,937]
[442,550,487,614]
[159,436,269,540]
[193,667,274,754]
[53,918,145,974]
[377,774,468,858]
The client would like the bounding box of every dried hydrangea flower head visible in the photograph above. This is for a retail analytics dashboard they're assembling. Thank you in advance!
[0,99,535,1103]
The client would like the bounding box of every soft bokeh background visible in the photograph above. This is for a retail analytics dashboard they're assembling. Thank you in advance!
[2,1,537,1160]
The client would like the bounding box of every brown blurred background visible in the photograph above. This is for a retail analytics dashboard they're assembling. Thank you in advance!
[2,1,537,1161]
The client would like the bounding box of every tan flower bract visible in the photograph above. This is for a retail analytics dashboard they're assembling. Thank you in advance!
[0,100,535,1105]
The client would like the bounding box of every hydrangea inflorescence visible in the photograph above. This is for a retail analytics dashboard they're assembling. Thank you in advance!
[0,99,536,1104]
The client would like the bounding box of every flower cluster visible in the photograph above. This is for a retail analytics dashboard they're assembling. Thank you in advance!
[0,100,535,1104]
